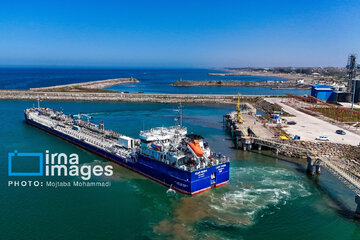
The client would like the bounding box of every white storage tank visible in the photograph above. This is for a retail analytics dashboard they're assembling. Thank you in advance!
[118,136,135,149]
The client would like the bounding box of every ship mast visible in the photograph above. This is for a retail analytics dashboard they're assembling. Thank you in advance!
[179,103,183,127]
[175,103,183,127]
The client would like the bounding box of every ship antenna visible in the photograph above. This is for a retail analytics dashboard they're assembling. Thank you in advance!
[174,104,184,127]
[179,103,183,127]
[37,97,40,109]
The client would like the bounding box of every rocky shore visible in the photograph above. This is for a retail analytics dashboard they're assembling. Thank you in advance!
[276,140,360,177]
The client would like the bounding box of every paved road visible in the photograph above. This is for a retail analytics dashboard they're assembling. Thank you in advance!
[265,98,360,146]
[242,114,274,138]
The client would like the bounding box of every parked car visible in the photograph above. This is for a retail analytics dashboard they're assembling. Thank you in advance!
[315,136,329,141]
[335,130,346,135]
[287,121,297,125]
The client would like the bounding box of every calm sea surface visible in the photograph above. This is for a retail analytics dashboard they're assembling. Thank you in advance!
[1,100,359,239]
[0,68,310,95]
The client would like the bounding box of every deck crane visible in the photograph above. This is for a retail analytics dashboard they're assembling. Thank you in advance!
[73,113,92,125]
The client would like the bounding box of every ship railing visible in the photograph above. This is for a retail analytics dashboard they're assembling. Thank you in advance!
[54,124,127,155]
[32,115,57,128]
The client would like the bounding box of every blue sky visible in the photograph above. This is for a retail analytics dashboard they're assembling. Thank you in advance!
[0,0,359,67]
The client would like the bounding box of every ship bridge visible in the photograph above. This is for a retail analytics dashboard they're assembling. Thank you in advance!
[139,126,187,141]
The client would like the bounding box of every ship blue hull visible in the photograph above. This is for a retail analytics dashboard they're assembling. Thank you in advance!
[25,116,230,195]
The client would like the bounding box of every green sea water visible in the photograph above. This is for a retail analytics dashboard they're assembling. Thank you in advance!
[1,100,360,239]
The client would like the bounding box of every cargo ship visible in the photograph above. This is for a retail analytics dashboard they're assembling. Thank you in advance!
[24,103,230,195]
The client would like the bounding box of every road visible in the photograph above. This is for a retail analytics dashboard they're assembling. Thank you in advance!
[265,98,360,146]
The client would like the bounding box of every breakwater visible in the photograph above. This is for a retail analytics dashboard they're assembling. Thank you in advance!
[0,90,267,104]
[207,70,316,81]
[29,77,139,92]
[172,80,310,89]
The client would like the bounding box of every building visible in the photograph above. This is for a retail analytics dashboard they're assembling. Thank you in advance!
[271,114,282,124]
[311,84,333,101]
[351,78,360,103]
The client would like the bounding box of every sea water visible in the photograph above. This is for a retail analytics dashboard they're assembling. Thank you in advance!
[1,100,359,239]
[0,68,310,95]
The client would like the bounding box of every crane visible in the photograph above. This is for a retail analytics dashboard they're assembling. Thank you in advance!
[236,93,243,123]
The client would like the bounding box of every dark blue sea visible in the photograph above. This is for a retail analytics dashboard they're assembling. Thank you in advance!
[0,68,310,95]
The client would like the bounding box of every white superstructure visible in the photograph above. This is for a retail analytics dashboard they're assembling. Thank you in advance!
[138,126,228,171]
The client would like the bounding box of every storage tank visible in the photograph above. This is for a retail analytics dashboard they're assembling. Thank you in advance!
[118,136,135,149]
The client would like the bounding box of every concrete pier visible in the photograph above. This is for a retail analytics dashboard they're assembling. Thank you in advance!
[355,195,360,219]
[307,156,315,175]
[306,157,321,175]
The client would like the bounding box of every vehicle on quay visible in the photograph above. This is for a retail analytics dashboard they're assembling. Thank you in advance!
[336,130,346,135]
[315,136,329,141]
[287,121,297,125]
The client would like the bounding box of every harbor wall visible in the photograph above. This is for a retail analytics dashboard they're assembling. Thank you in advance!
[0,90,279,104]
[29,77,139,91]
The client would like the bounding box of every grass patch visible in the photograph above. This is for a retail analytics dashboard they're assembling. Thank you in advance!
[312,107,360,122]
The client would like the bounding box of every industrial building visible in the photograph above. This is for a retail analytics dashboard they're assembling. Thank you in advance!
[311,84,333,101]
[311,84,352,103]
[310,54,360,104]
[347,54,360,103]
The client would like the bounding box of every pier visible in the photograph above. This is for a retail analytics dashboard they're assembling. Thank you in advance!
[224,107,360,218]
[224,110,274,151]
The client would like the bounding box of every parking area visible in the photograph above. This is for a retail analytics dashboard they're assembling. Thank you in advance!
[265,98,360,146]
